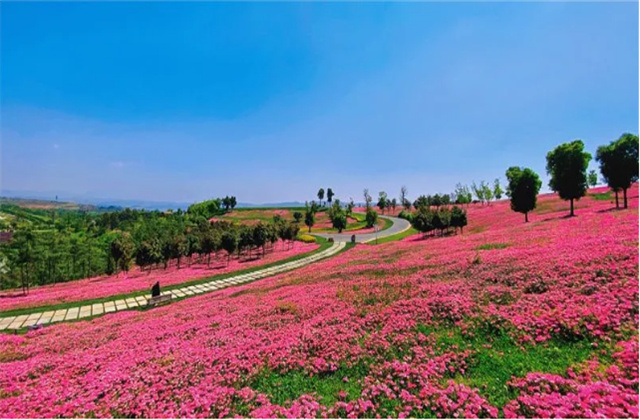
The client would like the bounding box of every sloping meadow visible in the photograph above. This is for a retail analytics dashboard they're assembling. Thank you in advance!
[0,187,638,418]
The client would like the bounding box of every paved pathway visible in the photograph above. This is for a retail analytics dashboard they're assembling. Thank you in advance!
[0,242,346,331]
[313,214,411,243]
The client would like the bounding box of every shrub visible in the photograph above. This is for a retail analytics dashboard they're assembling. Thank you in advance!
[297,234,316,243]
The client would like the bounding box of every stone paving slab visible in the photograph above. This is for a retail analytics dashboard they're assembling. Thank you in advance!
[37,311,55,325]
[0,317,16,330]
[51,309,68,323]
[8,315,29,329]
[92,303,104,316]
[104,302,116,313]
[125,298,139,308]
[65,307,79,321]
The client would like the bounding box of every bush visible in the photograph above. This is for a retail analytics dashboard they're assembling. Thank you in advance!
[297,234,316,243]
[398,210,413,222]
[365,208,378,228]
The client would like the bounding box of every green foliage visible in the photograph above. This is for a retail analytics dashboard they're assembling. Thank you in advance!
[596,133,639,209]
[546,140,592,216]
[186,199,223,219]
[250,362,366,408]
[377,191,388,214]
[454,183,472,205]
[317,188,325,205]
[304,209,315,233]
[587,170,599,188]
[365,208,378,228]
[505,166,542,222]
[475,242,510,250]
[292,211,303,223]
[493,179,503,200]
[326,188,334,204]
[410,206,467,236]
[417,325,600,408]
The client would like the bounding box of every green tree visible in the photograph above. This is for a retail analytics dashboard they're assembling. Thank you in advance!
[317,188,325,207]
[411,207,433,237]
[365,208,378,228]
[304,209,315,233]
[252,223,269,256]
[221,231,237,264]
[587,170,599,188]
[400,186,410,211]
[110,232,134,275]
[292,211,303,223]
[450,206,468,234]
[546,140,592,216]
[505,167,542,223]
[377,191,388,214]
[493,179,503,200]
[327,188,334,205]
[596,133,639,209]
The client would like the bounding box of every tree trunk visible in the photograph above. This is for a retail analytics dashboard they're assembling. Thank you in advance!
[525,212,529,223]
[615,191,619,208]
[570,199,574,217]
[207,253,211,268]
[623,188,628,209]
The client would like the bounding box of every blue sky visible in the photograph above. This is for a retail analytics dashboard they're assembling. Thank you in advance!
[1,2,637,204]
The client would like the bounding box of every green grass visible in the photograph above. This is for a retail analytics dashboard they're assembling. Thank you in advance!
[244,322,603,414]
[1,237,334,319]
[369,227,418,245]
[475,242,510,251]
[417,324,604,409]
[250,361,367,407]
[591,191,613,201]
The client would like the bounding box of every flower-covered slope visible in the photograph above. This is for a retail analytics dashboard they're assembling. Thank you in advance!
[0,187,637,418]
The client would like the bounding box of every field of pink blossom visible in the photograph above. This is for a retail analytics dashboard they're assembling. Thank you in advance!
[0,186,637,418]
[0,240,318,312]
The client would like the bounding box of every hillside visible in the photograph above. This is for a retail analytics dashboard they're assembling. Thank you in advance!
[0,185,637,417]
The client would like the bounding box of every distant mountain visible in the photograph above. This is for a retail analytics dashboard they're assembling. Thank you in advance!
[0,190,307,211]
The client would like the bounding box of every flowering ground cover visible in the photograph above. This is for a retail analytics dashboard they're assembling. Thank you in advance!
[0,240,318,312]
[0,186,637,418]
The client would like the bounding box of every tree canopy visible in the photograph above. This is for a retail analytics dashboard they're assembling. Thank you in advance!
[546,140,591,216]
[505,167,542,223]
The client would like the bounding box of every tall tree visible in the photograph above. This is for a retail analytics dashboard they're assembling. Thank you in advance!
[377,191,388,214]
[505,167,542,223]
[326,188,334,205]
[400,186,410,210]
[363,189,372,209]
[546,140,592,216]
[317,188,325,207]
[221,231,237,264]
[304,209,315,233]
[587,170,599,188]
[493,179,503,200]
[596,133,639,209]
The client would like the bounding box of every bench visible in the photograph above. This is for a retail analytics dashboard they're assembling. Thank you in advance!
[147,293,173,307]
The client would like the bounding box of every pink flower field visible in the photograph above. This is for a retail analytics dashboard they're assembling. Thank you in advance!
[0,240,318,311]
[0,187,637,418]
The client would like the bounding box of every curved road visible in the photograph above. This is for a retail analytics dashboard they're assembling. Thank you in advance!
[313,214,411,244]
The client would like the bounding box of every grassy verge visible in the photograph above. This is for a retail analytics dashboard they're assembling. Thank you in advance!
[1,238,333,318]
[369,227,418,245]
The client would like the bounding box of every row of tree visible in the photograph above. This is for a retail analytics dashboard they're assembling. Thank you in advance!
[505,133,638,222]
[405,206,468,237]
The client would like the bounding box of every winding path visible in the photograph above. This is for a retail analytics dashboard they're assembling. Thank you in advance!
[0,242,346,331]
[313,214,411,243]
